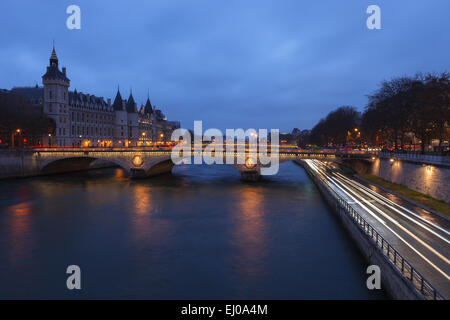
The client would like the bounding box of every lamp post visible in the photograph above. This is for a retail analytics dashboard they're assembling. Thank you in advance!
[11,129,21,148]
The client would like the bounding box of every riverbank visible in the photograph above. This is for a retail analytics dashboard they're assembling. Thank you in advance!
[358,174,450,218]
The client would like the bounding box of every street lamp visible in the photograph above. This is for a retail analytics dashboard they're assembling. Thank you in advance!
[245,157,257,169]
[11,129,22,148]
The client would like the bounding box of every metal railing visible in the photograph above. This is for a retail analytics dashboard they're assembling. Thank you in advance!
[313,169,446,300]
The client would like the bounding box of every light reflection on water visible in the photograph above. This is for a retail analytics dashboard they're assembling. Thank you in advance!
[0,162,386,299]
[5,201,34,270]
[233,187,268,283]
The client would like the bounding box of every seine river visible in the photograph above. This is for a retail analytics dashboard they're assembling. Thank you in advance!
[0,161,385,299]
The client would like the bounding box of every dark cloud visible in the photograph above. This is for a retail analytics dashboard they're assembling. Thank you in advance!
[0,0,449,132]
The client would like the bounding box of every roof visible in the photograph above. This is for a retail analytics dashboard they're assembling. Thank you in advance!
[42,65,70,81]
[68,90,109,109]
[112,89,124,111]
[10,86,44,105]
[144,97,153,114]
[126,92,137,113]
[42,47,70,81]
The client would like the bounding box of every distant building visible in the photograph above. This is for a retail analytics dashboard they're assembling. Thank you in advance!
[6,46,180,147]
[137,96,180,145]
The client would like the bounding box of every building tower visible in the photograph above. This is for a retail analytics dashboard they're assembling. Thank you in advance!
[112,87,128,146]
[42,45,70,147]
[125,90,139,146]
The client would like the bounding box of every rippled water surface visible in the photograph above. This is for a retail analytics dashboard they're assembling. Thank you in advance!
[0,162,386,299]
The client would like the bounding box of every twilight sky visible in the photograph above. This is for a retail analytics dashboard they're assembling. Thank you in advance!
[0,0,449,132]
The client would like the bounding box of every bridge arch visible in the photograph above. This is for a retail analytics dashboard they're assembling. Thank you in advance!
[130,157,174,178]
[39,156,131,176]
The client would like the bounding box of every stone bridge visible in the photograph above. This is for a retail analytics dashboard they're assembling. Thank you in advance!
[0,148,372,181]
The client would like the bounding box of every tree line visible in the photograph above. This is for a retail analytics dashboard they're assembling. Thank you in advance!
[0,91,55,147]
[303,73,450,152]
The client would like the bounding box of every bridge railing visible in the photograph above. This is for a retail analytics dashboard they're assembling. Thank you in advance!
[312,165,445,300]
[29,147,341,156]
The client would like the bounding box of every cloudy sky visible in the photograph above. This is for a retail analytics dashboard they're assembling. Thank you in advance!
[0,0,449,132]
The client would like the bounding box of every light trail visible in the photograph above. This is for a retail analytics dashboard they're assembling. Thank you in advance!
[303,159,450,281]
[333,171,450,239]
[330,176,450,267]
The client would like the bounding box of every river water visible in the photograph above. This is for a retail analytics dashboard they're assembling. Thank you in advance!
[0,161,385,299]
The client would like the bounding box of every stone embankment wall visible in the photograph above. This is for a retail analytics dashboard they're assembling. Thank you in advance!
[342,158,450,203]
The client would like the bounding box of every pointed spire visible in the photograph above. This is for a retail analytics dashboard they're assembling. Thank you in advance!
[144,89,153,114]
[128,88,134,101]
[49,41,58,67]
[126,90,137,113]
[112,86,123,111]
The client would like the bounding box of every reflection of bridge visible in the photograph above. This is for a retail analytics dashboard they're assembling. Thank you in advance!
[1,147,374,181]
